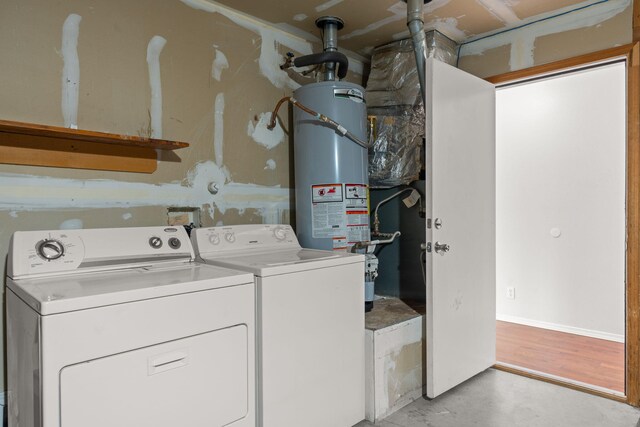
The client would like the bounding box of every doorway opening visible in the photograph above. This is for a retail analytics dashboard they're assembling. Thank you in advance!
[494,60,626,397]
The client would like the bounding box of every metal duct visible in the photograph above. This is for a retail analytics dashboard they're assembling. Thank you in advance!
[365,31,458,188]
[366,31,458,108]
[404,0,429,107]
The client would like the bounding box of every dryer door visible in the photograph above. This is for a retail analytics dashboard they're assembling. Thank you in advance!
[60,325,249,426]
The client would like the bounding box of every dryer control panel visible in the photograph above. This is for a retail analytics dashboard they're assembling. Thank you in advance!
[8,226,194,279]
[192,224,299,255]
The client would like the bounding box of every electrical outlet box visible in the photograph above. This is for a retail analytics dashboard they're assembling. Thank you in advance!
[506,287,515,300]
[167,207,201,227]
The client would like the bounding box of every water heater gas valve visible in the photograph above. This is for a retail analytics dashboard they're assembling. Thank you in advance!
[365,253,379,282]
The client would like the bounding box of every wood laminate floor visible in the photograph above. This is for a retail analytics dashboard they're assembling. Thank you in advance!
[496,320,625,393]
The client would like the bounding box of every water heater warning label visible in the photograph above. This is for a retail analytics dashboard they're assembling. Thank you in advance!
[311,184,346,239]
[311,184,343,203]
[345,184,370,246]
[311,183,370,248]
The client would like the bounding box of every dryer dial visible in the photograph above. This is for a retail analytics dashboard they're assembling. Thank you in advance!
[273,226,288,241]
[168,237,181,249]
[209,233,220,245]
[36,239,65,261]
[149,237,163,249]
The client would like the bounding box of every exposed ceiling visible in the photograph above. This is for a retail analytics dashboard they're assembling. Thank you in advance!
[215,0,589,57]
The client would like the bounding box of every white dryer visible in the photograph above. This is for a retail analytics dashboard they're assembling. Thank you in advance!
[191,224,365,427]
[6,226,255,427]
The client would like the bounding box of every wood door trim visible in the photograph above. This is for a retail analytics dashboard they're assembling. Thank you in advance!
[486,44,640,406]
[627,43,640,407]
[634,0,640,42]
[486,44,633,85]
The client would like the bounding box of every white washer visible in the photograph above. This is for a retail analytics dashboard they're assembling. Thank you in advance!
[6,226,255,427]
[191,224,365,427]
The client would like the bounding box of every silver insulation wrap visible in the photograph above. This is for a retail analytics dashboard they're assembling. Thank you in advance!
[365,31,458,188]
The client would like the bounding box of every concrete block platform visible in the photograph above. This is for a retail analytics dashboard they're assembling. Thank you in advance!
[365,298,424,423]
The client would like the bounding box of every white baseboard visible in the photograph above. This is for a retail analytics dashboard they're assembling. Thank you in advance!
[496,313,624,343]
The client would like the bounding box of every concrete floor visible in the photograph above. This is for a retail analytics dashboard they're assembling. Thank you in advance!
[355,369,640,427]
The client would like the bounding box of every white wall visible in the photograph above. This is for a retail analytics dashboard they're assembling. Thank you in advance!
[496,62,626,342]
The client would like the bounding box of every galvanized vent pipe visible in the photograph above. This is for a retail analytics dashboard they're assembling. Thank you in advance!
[403,0,431,106]
[279,16,349,81]
[317,16,343,81]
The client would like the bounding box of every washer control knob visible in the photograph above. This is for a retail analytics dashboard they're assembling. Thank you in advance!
[149,237,163,249]
[209,233,220,245]
[36,239,65,261]
[224,232,236,243]
[168,237,181,250]
[273,226,287,241]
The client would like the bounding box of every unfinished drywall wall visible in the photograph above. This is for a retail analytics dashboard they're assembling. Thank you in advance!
[0,0,363,390]
[213,0,602,60]
[458,0,633,78]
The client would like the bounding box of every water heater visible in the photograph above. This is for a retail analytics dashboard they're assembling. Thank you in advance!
[293,80,370,251]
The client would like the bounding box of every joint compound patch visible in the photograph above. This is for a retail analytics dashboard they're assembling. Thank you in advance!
[248,112,284,149]
[212,48,229,82]
[311,183,370,248]
[180,0,313,90]
[264,159,276,170]
[147,35,167,139]
[61,13,82,129]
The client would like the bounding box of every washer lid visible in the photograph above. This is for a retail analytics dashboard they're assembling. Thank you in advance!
[7,262,254,315]
[198,248,364,277]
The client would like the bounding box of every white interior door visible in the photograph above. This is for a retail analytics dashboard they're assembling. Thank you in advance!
[425,58,496,398]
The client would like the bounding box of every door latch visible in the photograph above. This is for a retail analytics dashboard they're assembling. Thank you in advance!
[427,218,443,229]
[434,241,450,255]
[423,242,450,255]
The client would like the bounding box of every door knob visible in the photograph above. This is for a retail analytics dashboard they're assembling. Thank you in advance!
[434,241,450,255]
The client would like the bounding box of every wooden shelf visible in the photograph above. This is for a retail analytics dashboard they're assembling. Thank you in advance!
[0,119,190,173]
[0,119,189,150]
